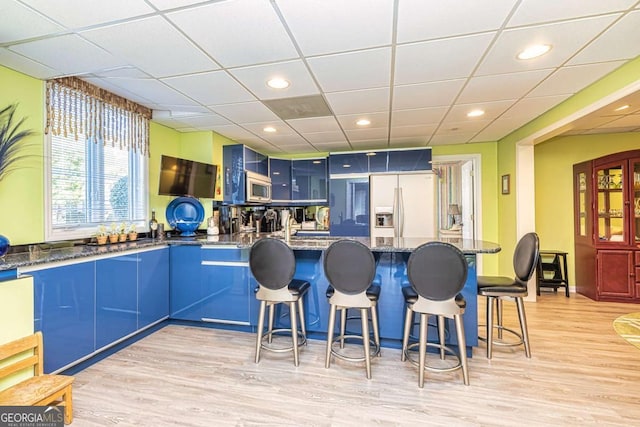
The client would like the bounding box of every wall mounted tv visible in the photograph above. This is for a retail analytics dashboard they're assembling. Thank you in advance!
[158,155,218,199]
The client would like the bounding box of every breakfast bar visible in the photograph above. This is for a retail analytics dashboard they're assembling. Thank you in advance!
[2,234,499,373]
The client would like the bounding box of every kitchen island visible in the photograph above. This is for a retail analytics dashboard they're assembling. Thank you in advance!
[1,233,499,372]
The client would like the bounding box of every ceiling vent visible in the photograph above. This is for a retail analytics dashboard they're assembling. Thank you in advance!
[263,95,333,120]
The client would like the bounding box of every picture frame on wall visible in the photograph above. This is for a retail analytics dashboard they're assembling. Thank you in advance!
[502,174,510,195]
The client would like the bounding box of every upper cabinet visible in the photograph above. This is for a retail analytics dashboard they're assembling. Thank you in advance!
[223,144,269,204]
[329,149,431,175]
[270,158,292,202]
[292,158,328,203]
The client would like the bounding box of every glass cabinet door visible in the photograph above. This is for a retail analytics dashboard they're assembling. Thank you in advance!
[595,162,626,243]
[632,158,640,246]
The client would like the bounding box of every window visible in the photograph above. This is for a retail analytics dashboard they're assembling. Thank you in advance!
[45,78,150,240]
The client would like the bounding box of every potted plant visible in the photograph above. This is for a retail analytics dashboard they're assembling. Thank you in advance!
[127,223,138,241]
[0,104,35,256]
[96,225,108,245]
[108,223,119,244]
[118,222,128,242]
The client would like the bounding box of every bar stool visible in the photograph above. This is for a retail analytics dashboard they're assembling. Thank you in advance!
[250,238,310,366]
[323,239,380,379]
[401,242,469,387]
[477,232,539,359]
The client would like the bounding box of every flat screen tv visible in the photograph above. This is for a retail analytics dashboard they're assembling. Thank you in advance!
[158,155,218,199]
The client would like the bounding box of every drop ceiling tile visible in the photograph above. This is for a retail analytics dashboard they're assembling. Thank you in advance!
[345,127,389,141]
[307,48,391,92]
[502,94,571,119]
[286,117,342,133]
[90,66,151,79]
[313,142,352,152]
[391,107,448,126]
[162,71,255,105]
[471,116,535,141]
[21,0,154,28]
[393,80,465,110]
[443,100,515,123]
[264,134,310,146]
[337,112,389,130]
[274,144,317,153]
[394,33,495,85]
[0,1,63,43]
[597,114,640,128]
[529,61,626,97]
[212,125,260,141]
[0,48,58,79]
[389,136,429,147]
[397,0,517,42]
[458,69,553,104]
[241,121,296,136]
[568,10,640,65]
[476,15,619,76]
[211,101,280,123]
[10,34,127,75]
[349,139,391,149]
[276,0,393,55]
[96,77,195,105]
[147,0,209,10]
[81,16,217,78]
[302,131,348,144]
[229,60,319,100]
[437,120,490,134]
[508,0,636,26]
[470,126,509,142]
[429,133,477,145]
[152,105,211,114]
[168,114,231,129]
[325,87,390,115]
[390,124,437,139]
[166,0,298,68]
[582,126,640,135]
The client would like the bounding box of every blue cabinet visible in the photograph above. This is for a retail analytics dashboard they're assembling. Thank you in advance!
[292,158,328,203]
[329,176,370,236]
[387,149,431,171]
[169,245,203,321]
[138,247,170,329]
[32,261,95,373]
[269,158,292,202]
[200,247,253,325]
[223,144,269,204]
[95,254,138,349]
[329,152,369,174]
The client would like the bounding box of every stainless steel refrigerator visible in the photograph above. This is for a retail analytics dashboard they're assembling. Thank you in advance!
[369,172,437,238]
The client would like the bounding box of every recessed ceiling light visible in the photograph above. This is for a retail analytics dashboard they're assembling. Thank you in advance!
[517,44,551,60]
[312,160,322,164]
[366,152,376,156]
[614,104,630,111]
[273,171,280,175]
[356,119,371,126]
[263,126,276,133]
[467,109,485,118]
[267,78,290,89]
[342,164,351,168]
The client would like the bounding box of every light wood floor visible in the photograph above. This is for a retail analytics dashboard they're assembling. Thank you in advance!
[71,293,640,426]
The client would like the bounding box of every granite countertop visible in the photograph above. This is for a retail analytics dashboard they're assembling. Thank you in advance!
[1,233,500,272]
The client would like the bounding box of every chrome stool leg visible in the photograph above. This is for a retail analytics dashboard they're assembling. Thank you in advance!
[437,315,446,360]
[454,313,469,385]
[418,313,428,388]
[360,308,371,379]
[290,301,299,366]
[371,304,381,357]
[486,296,495,359]
[325,304,337,369]
[297,296,307,345]
[515,297,531,358]
[267,303,275,344]
[255,301,267,363]
[401,306,413,362]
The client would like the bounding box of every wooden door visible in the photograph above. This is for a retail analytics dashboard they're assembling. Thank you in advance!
[573,161,597,299]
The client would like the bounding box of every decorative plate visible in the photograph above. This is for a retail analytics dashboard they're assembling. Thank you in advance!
[165,196,205,236]
[316,206,329,226]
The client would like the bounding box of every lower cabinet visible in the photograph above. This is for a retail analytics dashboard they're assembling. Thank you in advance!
[31,261,96,373]
[27,247,169,373]
[170,245,255,325]
[96,254,138,349]
[597,250,635,299]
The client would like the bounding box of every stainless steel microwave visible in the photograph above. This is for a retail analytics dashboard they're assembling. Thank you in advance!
[246,170,272,204]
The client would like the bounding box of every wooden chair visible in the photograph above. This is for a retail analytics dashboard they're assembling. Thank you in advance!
[0,332,74,424]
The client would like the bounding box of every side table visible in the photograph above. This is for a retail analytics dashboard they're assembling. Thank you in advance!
[536,250,570,297]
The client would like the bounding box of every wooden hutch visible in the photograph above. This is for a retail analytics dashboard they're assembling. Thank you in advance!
[573,150,640,302]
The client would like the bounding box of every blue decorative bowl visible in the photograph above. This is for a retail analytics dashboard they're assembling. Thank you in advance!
[166,196,205,237]
[174,220,201,237]
[0,234,9,257]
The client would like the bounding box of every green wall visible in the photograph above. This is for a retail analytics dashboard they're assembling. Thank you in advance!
[0,66,44,246]
[534,132,640,286]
